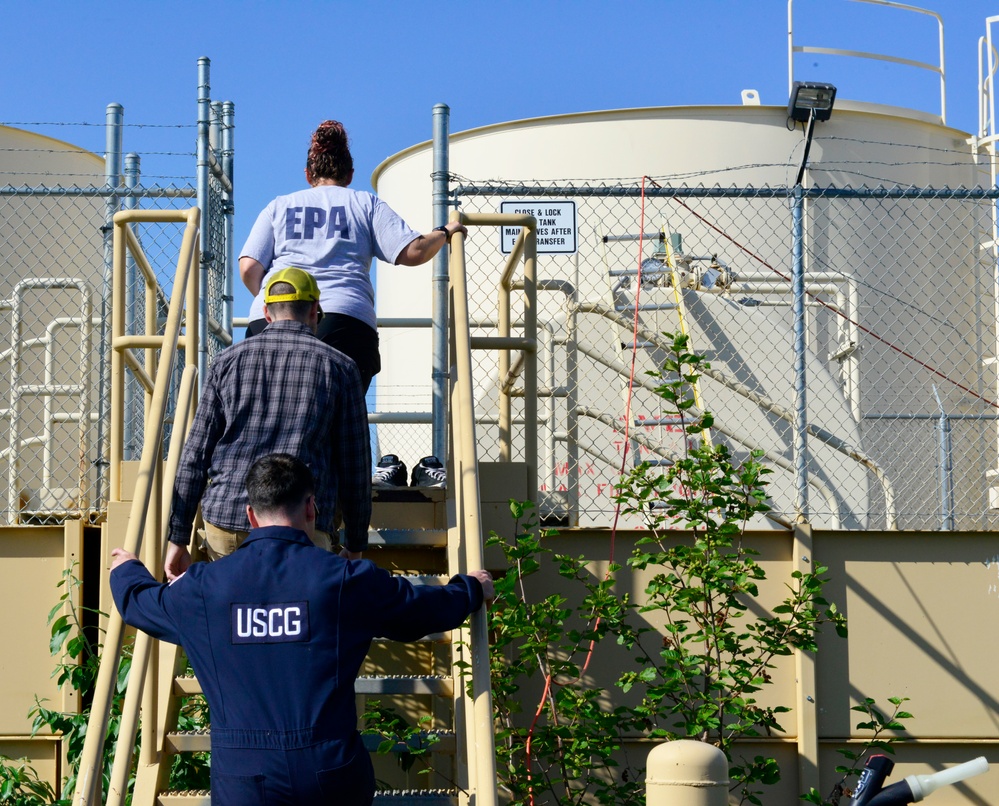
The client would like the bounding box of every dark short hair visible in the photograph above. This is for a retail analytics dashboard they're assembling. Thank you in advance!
[264,281,314,320]
[245,454,315,514]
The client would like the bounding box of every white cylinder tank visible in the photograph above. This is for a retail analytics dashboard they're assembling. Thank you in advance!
[373,102,993,530]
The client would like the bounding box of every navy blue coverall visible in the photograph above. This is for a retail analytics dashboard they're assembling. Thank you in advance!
[110,525,484,805]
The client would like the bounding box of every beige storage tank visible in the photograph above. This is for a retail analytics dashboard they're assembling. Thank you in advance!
[373,102,993,530]
[0,125,106,524]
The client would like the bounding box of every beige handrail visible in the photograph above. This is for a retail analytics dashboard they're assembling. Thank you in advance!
[449,211,537,806]
[448,218,496,806]
[459,212,539,496]
[71,207,200,806]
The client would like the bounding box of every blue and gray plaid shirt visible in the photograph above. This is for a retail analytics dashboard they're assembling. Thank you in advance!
[168,320,371,551]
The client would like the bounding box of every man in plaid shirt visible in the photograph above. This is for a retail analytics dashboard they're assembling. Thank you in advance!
[163,268,370,581]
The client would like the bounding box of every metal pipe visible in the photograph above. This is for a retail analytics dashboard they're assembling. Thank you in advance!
[497,230,529,461]
[791,184,809,521]
[933,387,955,531]
[573,354,840,528]
[453,184,999,200]
[123,153,140,460]
[196,57,211,390]
[431,103,450,462]
[222,101,235,333]
[367,411,432,424]
[490,220,536,480]
[95,102,123,516]
[379,317,432,328]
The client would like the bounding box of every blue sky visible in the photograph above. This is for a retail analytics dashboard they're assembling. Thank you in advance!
[2,0,996,319]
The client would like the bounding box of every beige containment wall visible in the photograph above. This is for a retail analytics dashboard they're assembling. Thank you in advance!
[483,526,999,804]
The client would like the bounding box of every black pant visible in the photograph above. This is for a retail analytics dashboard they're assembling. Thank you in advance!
[246,314,380,393]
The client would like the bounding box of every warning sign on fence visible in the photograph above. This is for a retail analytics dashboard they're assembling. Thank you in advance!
[499,200,577,255]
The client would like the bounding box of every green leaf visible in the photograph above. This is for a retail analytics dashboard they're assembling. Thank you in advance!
[49,616,71,656]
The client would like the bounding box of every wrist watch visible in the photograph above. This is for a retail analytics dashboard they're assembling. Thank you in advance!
[434,225,449,238]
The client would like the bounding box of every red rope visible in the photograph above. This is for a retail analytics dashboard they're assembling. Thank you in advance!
[522,181,650,805]
[582,175,648,675]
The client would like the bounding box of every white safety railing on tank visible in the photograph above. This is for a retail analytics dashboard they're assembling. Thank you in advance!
[788,0,946,124]
[1,279,94,525]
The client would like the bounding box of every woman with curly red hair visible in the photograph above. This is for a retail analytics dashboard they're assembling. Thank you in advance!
[239,120,465,392]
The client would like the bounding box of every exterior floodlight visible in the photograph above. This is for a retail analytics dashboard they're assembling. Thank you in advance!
[788,81,837,122]
[789,81,837,185]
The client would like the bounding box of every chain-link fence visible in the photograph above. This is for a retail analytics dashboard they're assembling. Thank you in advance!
[447,180,999,531]
[0,180,230,526]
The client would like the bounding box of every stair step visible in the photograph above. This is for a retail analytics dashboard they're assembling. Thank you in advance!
[364,731,456,754]
[356,675,454,696]
[157,792,210,805]
[374,791,456,804]
[368,528,447,547]
[175,673,454,698]
[158,790,456,805]
[372,488,446,503]
[165,729,211,753]
[165,729,456,756]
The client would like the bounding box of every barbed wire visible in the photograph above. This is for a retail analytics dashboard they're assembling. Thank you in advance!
[0,121,196,128]
[0,171,195,182]
[818,135,982,155]
[0,147,195,157]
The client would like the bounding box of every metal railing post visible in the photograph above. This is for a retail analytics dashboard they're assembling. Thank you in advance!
[432,103,450,461]
[196,57,211,389]
[222,101,235,333]
[123,153,140,460]
[791,184,810,521]
[933,387,955,530]
[97,103,123,508]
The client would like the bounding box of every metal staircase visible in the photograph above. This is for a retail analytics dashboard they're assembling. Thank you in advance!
[70,208,504,806]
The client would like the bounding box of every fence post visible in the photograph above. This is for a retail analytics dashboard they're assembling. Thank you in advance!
[431,102,450,462]
[646,740,729,806]
[196,57,211,391]
[791,183,810,521]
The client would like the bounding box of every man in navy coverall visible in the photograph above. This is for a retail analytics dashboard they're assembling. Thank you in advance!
[110,453,493,806]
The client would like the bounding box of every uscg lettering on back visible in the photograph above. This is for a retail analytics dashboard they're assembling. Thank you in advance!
[231,602,310,644]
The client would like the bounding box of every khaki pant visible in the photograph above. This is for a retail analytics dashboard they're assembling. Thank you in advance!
[201,521,333,560]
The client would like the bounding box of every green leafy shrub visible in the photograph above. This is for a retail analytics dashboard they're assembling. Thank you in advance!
[479,332,854,805]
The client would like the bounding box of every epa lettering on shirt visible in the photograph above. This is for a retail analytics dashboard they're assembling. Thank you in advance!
[285,206,351,240]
